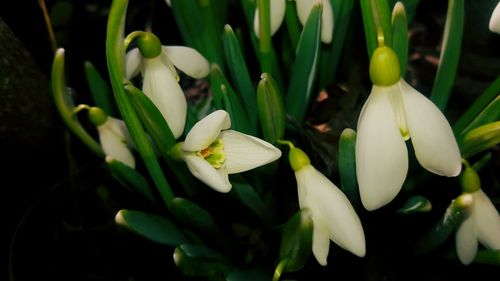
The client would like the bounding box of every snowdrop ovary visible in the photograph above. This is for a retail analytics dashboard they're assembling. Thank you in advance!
[137,32,162,58]
[369,46,400,86]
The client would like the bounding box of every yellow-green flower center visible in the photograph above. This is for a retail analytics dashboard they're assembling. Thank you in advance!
[369,46,400,86]
[197,139,225,168]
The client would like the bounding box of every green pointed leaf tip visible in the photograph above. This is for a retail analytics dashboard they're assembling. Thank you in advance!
[170,197,221,236]
[84,61,116,116]
[173,244,233,278]
[338,128,359,207]
[279,209,313,272]
[391,1,408,75]
[397,195,432,214]
[461,121,500,158]
[115,209,188,246]
[257,73,285,144]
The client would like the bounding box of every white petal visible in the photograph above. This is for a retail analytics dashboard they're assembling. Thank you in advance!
[220,130,281,174]
[489,2,500,34]
[183,154,231,193]
[142,58,187,138]
[163,46,210,79]
[473,190,500,250]
[356,86,408,211]
[399,79,461,177]
[253,0,286,37]
[98,118,135,168]
[182,110,231,152]
[320,0,334,43]
[312,219,330,266]
[125,48,143,80]
[296,0,315,27]
[297,166,365,257]
[164,0,171,7]
[456,213,478,265]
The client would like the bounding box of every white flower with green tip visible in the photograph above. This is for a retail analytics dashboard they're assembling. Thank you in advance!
[356,46,461,211]
[287,144,365,265]
[253,0,334,43]
[173,110,282,193]
[126,32,209,138]
[89,107,135,169]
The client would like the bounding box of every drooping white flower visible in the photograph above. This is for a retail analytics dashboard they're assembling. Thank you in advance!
[288,145,365,265]
[89,107,135,168]
[489,1,500,34]
[253,0,334,43]
[172,110,282,193]
[456,189,500,265]
[126,32,209,138]
[356,46,461,211]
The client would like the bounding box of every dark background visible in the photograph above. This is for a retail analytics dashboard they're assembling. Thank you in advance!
[1,0,499,280]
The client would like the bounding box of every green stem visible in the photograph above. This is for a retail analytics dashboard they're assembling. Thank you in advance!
[51,49,104,157]
[272,258,289,281]
[106,0,174,206]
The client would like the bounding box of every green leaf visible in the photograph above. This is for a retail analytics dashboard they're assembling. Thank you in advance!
[230,175,273,226]
[223,24,258,128]
[338,128,360,209]
[318,0,355,87]
[284,0,301,51]
[209,64,254,134]
[124,84,176,154]
[414,193,471,255]
[51,49,103,157]
[391,2,408,76]
[257,73,285,144]
[430,0,464,111]
[360,0,393,58]
[169,197,223,237]
[460,121,500,158]
[257,0,272,73]
[227,268,272,281]
[115,209,189,246]
[461,95,500,137]
[278,209,313,273]
[84,61,117,117]
[453,78,500,134]
[397,195,432,214]
[285,2,322,122]
[174,244,233,279]
[474,249,500,265]
[105,157,156,202]
[106,0,174,206]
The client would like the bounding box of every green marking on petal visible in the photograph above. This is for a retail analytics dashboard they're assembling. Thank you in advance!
[197,139,225,168]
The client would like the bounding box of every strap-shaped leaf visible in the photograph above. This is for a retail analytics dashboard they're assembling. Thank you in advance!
[257,73,285,144]
[106,157,156,202]
[397,195,432,214]
[170,197,223,237]
[391,2,408,76]
[338,128,360,209]
[285,2,322,122]
[223,24,257,128]
[230,175,273,226]
[430,0,464,111]
[84,61,117,117]
[360,0,393,58]
[278,209,313,273]
[461,121,500,158]
[173,244,233,279]
[115,209,189,246]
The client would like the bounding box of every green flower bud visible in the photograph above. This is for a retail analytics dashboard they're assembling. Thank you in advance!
[137,32,162,58]
[460,166,481,193]
[88,106,108,126]
[289,147,310,172]
[369,46,400,86]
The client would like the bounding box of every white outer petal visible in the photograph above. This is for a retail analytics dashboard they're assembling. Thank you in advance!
[165,0,171,7]
[142,58,187,138]
[296,0,315,27]
[399,79,461,177]
[98,117,135,168]
[253,0,286,37]
[456,212,478,265]
[163,46,210,79]
[356,86,408,211]
[125,48,143,80]
[473,190,500,250]
[489,2,500,34]
[183,154,231,193]
[312,219,331,266]
[220,130,282,174]
[182,110,231,152]
[296,166,366,258]
[321,0,334,43]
